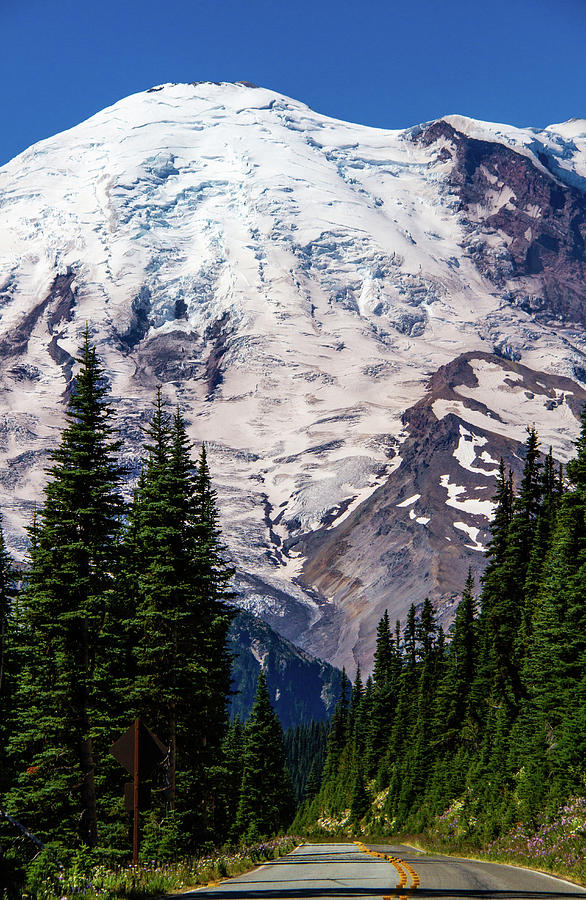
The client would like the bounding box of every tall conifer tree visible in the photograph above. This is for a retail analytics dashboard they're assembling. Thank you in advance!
[6,332,125,846]
[124,395,234,844]
[0,514,16,801]
[236,670,294,840]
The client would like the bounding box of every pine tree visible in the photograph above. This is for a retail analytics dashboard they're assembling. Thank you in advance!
[284,720,329,804]
[191,442,235,803]
[493,428,541,708]
[520,418,586,810]
[348,664,364,736]
[6,332,125,847]
[366,611,398,779]
[124,396,234,845]
[321,668,349,781]
[435,571,477,753]
[0,514,16,800]
[468,460,513,734]
[349,767,370,824]
[520,447,562,655]
[235,670,295,840]
[406,601,441,814]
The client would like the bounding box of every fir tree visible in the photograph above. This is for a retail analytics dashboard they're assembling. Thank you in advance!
[6,332,125,847]
[349,767,370,824]
[468,460,513,733]
[284,720,329,804]
[366,611,398,779]
[124,396,234,845]
[235,670,294,840]
[0,513,16,800]
[222,718,245,835]
[434,571,477,752]
[321,668,349,780]
[191,442,235,802]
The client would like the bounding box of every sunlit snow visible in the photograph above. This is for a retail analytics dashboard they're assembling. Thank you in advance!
[439,474,496,518]
[0,81,583,612]
[453,521,484,551]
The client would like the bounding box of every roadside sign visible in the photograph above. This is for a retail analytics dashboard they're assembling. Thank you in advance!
[110,719,166,863]
[111,720,166,775]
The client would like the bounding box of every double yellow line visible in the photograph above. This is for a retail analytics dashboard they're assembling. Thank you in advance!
[354,840,420,898]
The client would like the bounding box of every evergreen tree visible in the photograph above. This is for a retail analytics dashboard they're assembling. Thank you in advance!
[124,395,234,845]
[348,664,364,737]
[236,670,295,840]
[349,767,370,824]
[403,601,441,820]
[191,442,235,804]
[372,610,394,688]
[367,611,398,779]
[0,514,16,800]
[468,460,513,733]
[520,447,562,655]
[321,668,349,780]
[6,332,125,847]
[493,428,541,707]
[435,571,477,753]
[520,418,586,810]
[404,604,417,668]
[284,720,329,804]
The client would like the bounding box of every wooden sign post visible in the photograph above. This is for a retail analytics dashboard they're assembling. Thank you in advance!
[111,719,166,864]
[133,718,140,864]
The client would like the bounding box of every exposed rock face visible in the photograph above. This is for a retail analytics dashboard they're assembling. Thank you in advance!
[1,83,585,671]
[228,610,340,728]
[416,120,586,323]
[296,352,586,671]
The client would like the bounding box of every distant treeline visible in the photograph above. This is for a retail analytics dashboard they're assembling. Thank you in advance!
[295,423,586,839]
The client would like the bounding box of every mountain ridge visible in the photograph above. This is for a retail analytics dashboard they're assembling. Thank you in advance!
[1,82,585,670]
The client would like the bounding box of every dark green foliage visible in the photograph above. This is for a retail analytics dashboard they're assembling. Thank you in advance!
[222,718,245,833]
[0,513,17,799]
[305,418,585,840]
[349,768,370,823]
[434,570,476,753]
[123,395,234,846]
[235,670,295,841]
[321,668,350,781]
[284,720,329,803]
[1,338,245,882]
[5,332,126,848]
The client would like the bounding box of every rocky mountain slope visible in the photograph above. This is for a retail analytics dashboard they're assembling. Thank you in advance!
[228,610,340,728]
[1,82,585,671]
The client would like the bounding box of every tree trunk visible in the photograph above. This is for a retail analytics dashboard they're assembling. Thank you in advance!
[79,732,99,846]
[169,708,176,811]
[79,616,99,846]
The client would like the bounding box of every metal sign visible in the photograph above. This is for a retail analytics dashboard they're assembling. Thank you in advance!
[110,719,166,863]
[111,720,166,775]
[124,782,151,813]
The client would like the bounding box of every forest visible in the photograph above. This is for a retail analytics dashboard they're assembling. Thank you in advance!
[295,423,586,855]
[1,334,585,895]
[0,335,293,893]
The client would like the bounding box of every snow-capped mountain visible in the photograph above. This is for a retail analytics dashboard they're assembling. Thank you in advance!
[1,81,585,671]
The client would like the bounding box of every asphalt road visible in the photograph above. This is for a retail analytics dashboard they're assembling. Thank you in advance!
[176,841,586,900]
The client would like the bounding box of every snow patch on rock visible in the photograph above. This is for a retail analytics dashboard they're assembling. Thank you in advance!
[440,474,496,518]
[454,521,485,551]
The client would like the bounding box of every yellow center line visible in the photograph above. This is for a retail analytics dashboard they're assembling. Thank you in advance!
[353,840,419,896]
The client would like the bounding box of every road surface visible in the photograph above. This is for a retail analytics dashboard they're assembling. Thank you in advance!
[175,841,586,900]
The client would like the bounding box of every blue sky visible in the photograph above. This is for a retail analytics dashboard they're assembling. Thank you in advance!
[2,0,585,166]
